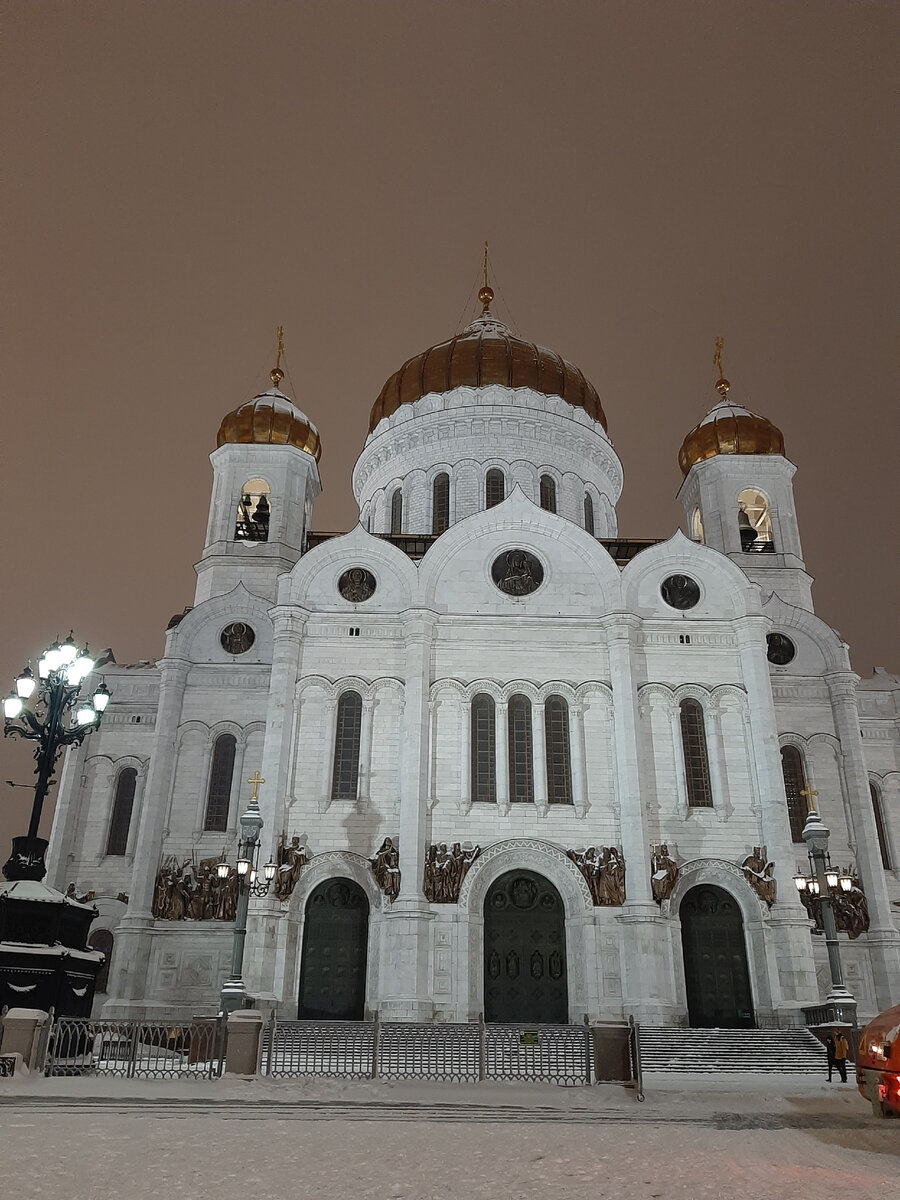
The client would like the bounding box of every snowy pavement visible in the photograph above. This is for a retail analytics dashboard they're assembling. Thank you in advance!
[1,1073,896,1199]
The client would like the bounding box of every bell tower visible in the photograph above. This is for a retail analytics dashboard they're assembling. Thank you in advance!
[195,331,322,604]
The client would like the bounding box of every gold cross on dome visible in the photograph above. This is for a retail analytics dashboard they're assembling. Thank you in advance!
[247,771,265,802]
[799,783,819,811]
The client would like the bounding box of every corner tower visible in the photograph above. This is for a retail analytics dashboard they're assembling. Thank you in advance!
[677,341,812,610]
[195,335,322,604]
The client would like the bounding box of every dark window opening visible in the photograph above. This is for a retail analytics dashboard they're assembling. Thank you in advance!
[539,475,557,513]
[507,695,534,803]
[106,768,136,856]
[332,691,363,800]
[485,469,505,509]
[471,694,497,803]
[680,699,712,808]
[204,734,236,832]
[780,745,808,843]
[432,472,450,535]
[545,696,573,805]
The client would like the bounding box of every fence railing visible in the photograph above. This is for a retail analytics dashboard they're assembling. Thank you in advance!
[43,1015,226,1079]
[263,1015,640,1089]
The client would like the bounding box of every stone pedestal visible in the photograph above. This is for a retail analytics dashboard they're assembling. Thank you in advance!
[0,1007,50,1071]
[224,1009,264,1075]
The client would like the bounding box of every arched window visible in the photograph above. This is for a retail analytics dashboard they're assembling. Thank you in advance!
[471,694,496,803]
[332,691,363,800]
[88,929,114,994]
[106,767,136,855]
[583,493,595,536]
[432,472,450,535]
[545,696,573,805]
[539,474,557,513]
[871,782,892,869]
[692,508,704,544]
[679,699,712,808]
[390,488,403,535]
[737,488,773,552]
[235,478,271,542]
[780,745,808,843]
[204,734,237,832]
[507,694,534,803]
[485,469,505,509]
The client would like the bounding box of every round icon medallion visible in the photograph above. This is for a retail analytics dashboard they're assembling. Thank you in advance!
[491,549,544,596]
[338,567,377,602]
[660,574,701,610]
[220,622,255,654]
[766,632,796,665]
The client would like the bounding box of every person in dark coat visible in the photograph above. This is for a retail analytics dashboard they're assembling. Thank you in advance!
[825,1028,849,1082]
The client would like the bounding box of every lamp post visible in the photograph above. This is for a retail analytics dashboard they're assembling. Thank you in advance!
[3,634,110,881]
[218,772,277,1013]
[793,786,857,1026]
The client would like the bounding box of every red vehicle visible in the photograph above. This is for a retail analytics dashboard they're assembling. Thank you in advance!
[856,1003,900,1118]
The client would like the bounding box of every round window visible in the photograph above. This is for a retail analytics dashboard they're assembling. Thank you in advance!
[660,574,701,610]
[766,633,796,665]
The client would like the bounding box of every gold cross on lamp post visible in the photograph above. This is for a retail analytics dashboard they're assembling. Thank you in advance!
[247,772,265,802]
[800,783,819,811]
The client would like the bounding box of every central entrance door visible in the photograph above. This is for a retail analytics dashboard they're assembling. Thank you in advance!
[680,884,754,1028]
[298,878,369,1020]
[483,870,568,1023]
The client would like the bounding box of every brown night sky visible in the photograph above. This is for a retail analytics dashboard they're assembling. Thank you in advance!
[1,1,897,856]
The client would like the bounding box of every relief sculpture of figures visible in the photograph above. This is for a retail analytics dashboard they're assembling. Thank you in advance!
[273,832,310,902]
[566,846,626,906]
[423,840,481,903]
[370,836,401,902]
[152,853,236,921]
[650,843,679,904]
[741,846,776,907]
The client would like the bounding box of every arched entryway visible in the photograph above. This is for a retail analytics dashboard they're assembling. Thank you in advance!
[680,884,754,1028]
[298,877,369,1020]
[484,870,568,1023]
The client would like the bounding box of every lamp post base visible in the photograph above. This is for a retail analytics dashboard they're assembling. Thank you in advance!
[220,975,253,1014]
[2,836,49,882]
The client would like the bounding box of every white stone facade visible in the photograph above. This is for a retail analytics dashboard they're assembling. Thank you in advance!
[48,335,900,1026]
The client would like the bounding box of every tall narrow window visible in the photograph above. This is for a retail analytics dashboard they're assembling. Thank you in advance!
[871,782,892,870]
[737,488,774,552]
[471,694,496,803]
[507,694,534,803]
[545,696,573,805]
[680,699,712,808]
[331,691,363,800]
[583,493,595,536]
[485,469,505,509]
[234,478,271,542]
[432,472,450,535]
[204,734,237,832]
[106,768,136,855]
[539,474,557,513]
[390,489,403,535]
[780,745,808,843]
[692,508,704,544]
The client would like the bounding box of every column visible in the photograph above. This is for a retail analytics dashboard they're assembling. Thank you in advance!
[827,672,900,1008]
[46,739,88,891]
[318,700,338,809]
[531,700,547,816]
[357,697,376,807]
[570,703,588,817]
[459,695,471,813]
[495,700,509,815]
[424,698,439,810]
[257,608,307,846]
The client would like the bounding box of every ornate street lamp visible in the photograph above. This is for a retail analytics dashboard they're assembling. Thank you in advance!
[3,634,110,881]
[218,772,276,1013]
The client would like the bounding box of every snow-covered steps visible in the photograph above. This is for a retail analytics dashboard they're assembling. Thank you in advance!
[638,1027,828,1074]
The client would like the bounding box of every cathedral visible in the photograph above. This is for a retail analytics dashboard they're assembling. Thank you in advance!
[46,287,900,1027]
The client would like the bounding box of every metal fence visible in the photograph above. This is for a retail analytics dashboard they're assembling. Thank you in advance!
[263,1016,606,1086]
[43,1015,225,1079]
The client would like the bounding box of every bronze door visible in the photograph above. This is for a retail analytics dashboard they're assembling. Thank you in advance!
[680,885,754,1028]
[484,871,568,1023]
[299,878,369,1020]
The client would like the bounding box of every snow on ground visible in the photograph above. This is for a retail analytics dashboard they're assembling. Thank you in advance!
[1,1073,896,1200]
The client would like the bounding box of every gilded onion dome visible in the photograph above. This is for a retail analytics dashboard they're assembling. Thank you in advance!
[368,312,607,434]
[217,386,321,461]
[678,375,784,477]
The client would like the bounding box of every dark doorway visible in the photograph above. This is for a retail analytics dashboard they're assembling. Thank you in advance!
[88,929,114,994]
[298,878,369,1020]
[484,870,568,1023]
[680,885,754,1028]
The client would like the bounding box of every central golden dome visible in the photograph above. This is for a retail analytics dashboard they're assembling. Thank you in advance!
[368,315,607,434]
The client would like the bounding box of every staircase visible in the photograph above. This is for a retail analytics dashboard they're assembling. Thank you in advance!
[638,1027,828,1074]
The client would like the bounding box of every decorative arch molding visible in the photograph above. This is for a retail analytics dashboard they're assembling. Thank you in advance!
[708,684,748,714]
[286,851,384,916]
[430,678,610,707]
[109,754,150,778]
[672,683,715,706]
[284,523,419,606]
[664,858,769,924]
[575,681,613,707]
[167,583,273,658]
[760,594,851,673]
[296,674,405,704]
[620,529,759,617]
[458,838,594,916]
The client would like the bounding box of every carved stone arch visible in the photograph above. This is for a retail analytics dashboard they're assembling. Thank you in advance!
[209,719,245,744]
[638,682,676,712]
[535,680,578,705]
[778,732,809,750]
[575,681,613,707]
[499,680,542,704]
[760,595,851,673]
[177,719,213,747]
[807,732,842,755]
[238,720,266,748]
[328,677,370,702]
[463,680,505,703]
[458,838,593,915]
[295,674,334,702]
[673,683,713,705]
[708,684,748,715]
[111,753,150,779]
[366,676,404,702]
[665,857,770,924]
[167,583,273,659]
[289,851,383,916]
[430,678,468,702]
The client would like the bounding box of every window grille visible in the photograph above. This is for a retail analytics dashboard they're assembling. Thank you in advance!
[871,782,892,869]
[545,696,573,805]
[432,473,450,535]
[390,489,403,535]
[780,745,807,843]
[679,699,713,808]
[204,734,236,832]
[485,469,505,509]
[331,691,363,800]
[106,769,136,855]
[470,694,496,803]
[584,493,595,536]
[539,475,557,513]
[507,695,534,803]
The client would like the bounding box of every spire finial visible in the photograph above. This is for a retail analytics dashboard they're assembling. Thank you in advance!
[478,241,494,314]
[714,336,730,397]
[270,325,285,388]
